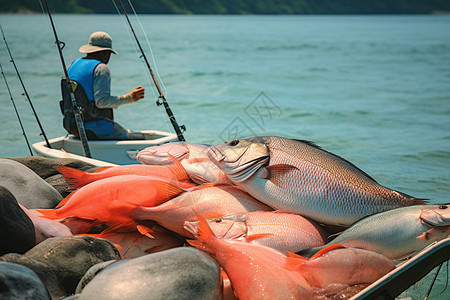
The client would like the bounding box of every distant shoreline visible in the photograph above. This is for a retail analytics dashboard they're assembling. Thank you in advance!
[2,11,450,15]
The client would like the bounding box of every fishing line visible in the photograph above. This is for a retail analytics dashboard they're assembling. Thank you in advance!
[110,0,173,135]
[115,0,186,141]
[424,262,447,300]
[1,24,51,149]
[110,0,157,100]
[126,0,167,96]
[40,0,92,158]
[124,0,174,135]
[0,63,33,155]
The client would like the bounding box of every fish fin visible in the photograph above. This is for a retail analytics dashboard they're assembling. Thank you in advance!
[164,182,186,200]
[167,153,190,183]
[294,139,381,183]
[149,180,185,204]
[272,210,295,214]
[295,246,322,259]
[265,164,299,187]
[187,239,203,248]
[187,158,211,164]
[34,208,59,220]
[93,166,113,173]
[188,173,209,184]
[417,228,436,242]
[287,251,307,260]
[245,233,274,242]
[310,244,344,260]
[55,166,89,190]
[198,212,226,219]
[104,200,139,230]
[284,255,306,271]
[56,192,74,208]
[136,224,155,239]
[190,183,228,191]
[192,213,216,242]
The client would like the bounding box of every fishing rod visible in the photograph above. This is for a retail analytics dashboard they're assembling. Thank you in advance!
[0,63,33,155]
[42,0,91,157]
[118,0,186,142]
[1,25,52,149]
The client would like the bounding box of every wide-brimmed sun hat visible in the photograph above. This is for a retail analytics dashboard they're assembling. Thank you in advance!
[79,31,118,55]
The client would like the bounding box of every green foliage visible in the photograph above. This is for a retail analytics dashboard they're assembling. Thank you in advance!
[1,0,450,14]
[0,0,90,13]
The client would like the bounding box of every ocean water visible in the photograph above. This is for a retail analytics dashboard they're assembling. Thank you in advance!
[0,14,449,298]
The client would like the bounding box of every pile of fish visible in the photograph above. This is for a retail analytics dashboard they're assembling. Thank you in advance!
[29,136,449,299]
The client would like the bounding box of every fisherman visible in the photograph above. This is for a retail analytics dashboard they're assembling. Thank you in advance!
[60,31,145,140]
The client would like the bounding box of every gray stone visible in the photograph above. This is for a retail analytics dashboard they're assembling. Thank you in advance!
[0,185,35,255]
[0,253,67,300]
[8,156,99,197]
[24,236,121,294]
[78,247,222,300]
[0,261,50,300]
[0,158,62,209]
[75,260,118,294]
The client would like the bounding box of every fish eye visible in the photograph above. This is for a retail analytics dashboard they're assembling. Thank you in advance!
[229,140,239,146]
[215,219,222,223]
[438,205,448,210]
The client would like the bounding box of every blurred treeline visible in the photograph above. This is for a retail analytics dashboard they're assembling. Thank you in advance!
[2,0,450,14]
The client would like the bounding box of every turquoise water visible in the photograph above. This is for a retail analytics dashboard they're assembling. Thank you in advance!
[1,14,449,298]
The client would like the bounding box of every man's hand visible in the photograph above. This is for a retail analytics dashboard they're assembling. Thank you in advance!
[130,86,145,102]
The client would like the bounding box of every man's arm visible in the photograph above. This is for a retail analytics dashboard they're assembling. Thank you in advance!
[93,64,143,109]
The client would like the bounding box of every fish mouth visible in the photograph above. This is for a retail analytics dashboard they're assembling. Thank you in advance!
[420,204,450,227]
[207,144,269,182]
[207,145,227,164]
[183,221,197,237]
[225,155,269,182]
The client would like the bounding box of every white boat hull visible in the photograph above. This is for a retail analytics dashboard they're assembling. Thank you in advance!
[32,130,177,166]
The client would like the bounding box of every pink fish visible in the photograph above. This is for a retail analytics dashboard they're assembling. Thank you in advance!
[81,224,184,259]
[184,211,328,254]
[286,245,395,295]
[37,175,185,232]
[55,154,194,192]
[137,142,231,184]
[21,204,72,243]
[133,184,272,237]
[187,215,313,299]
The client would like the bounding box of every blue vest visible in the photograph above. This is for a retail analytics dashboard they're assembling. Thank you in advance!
[63,58,120,139]
[68,58,101,101]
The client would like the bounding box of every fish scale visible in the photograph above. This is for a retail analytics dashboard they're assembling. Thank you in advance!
[208,136,426,226]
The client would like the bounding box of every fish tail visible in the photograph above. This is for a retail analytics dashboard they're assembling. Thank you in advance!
[106,200,139,229]
[284,252,307,271]
[55,192,75,208]
[55,166,92,190]
[187,213,216,248]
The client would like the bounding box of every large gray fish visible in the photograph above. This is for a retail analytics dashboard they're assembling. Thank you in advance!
[298,204,450,260]
[207,136,427,226]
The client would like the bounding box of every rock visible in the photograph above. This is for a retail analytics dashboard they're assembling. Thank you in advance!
[75,260,117,294]
[0,261,51,300]
[8,156,99,198]
[78,247,222,300]
[0,185,36,255]
[24,236,121,294]
[0,158,63,208]
[0,253,67,299]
